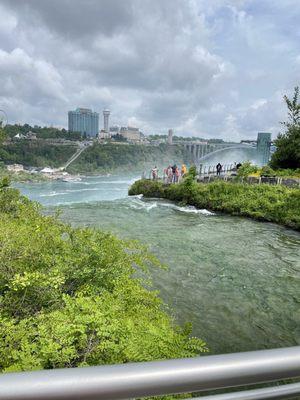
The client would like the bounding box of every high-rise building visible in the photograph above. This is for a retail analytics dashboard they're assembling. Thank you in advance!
[68,108,99,137]
[168,129,173,145]
[257,132,271,165]
[103,109,110,132]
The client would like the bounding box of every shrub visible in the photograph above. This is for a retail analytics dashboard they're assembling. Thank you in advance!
[260,166,276,177]
[237,162,258,178]
[0,182,207,372]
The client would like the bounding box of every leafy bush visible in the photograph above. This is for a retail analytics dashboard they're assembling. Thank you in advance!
[260,166,276,177]
[237,162,258,178]
[188,165,197,178]
[0,180,207,373]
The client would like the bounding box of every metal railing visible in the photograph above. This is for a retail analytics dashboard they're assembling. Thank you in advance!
[198,164,237,176]
[0,346,300,399]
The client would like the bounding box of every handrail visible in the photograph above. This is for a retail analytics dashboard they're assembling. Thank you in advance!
[0,346,299,399]
[191,382,300,400]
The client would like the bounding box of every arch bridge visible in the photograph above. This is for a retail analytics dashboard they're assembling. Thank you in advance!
[174,132,271,164]
[181,142,256,162]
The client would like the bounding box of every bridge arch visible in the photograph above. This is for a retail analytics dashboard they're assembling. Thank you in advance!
[198,145,257,162]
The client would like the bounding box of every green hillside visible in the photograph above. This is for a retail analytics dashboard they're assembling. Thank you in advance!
[67,143,193,174]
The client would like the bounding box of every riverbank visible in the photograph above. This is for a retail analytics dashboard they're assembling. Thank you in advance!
[0,168,49,183]
[129,179,300,231]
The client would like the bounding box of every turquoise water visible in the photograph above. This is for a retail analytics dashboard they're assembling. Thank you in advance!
[15,176,300,354]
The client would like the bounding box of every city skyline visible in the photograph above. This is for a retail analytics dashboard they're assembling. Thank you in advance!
[0,1,299,140]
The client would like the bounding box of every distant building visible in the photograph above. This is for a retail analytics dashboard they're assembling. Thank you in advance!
[109,126,120,134]
[257,132,271,165]
[167,129,173,145]
[26,131,37,140]
[103,109,110,133]
[120,126,142,142]
[98,130,110,140]
[68,108,99,137]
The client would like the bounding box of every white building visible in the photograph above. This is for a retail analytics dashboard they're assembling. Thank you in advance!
[120,126,142,142]
[98,130,111,140]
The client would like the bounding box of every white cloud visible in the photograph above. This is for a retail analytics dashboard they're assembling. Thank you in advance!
[250,99,267,110]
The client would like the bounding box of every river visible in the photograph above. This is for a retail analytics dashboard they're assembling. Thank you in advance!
[15,175,300,354]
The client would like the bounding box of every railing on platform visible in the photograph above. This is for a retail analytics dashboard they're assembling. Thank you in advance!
[199,163,235,176]
[0,346,300,399]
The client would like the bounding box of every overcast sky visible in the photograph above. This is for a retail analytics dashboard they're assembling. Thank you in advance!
[0,0,299,140]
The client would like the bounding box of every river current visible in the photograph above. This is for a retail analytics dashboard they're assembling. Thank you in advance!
[15,175,300,354]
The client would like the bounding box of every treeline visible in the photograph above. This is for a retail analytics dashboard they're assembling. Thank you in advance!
[0,180,207,372]
[148,134,225,143]
[68,143,194,174]
[0,141,75,167]
[4,124,81,141]
[129,178,300,230]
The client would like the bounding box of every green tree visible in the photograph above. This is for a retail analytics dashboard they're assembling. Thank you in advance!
[0,127,6,145]
[270,87,300,169]
[281,86,300,128]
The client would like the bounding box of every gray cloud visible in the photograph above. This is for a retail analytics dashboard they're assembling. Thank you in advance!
[2,0,134,38]
[0,0,298,140]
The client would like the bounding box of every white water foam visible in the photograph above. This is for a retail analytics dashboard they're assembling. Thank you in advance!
[40,192,69,197]
[174,205,215,215]
[128,197,214,215]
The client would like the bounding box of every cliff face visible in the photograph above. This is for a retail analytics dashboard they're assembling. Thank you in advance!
[67,143,194,174]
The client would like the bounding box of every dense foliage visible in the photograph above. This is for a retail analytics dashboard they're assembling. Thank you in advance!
[236,162,259,178]
[0,127,5,145]
[0,182,207,373]
[0,141,75,168]
[129,179,300,230]
[270,87,300,169]
[4,124,81,141]
[270,125,300,169]
[68,143,193,174]
[236,162,300,178]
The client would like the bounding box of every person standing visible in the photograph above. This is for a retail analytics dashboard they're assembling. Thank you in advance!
[181,164,187,177]
[151,166,158,180]
[175,166,180,183]
[172,164,177,183]
[167,165,173,183]
[216,163,222,176]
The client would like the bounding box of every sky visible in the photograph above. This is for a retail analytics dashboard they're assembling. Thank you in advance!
[0,0,299,141]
